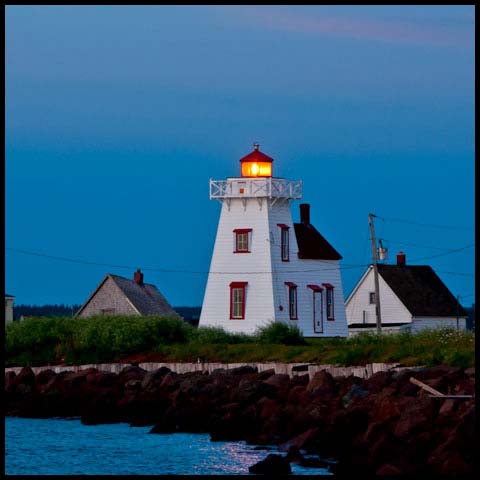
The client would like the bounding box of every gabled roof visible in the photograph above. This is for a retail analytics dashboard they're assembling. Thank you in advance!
[294,222,342,260]
[76,273,178,317]
[5,293,15,298]
[376,264,467,317]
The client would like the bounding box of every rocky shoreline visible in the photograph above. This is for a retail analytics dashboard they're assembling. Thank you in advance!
[5,364,475,475]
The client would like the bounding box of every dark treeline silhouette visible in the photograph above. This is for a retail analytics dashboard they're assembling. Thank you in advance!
[12,304,202,324]
[13,304,82,320]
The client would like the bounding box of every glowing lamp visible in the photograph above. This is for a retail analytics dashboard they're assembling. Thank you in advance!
[240,143,273,178]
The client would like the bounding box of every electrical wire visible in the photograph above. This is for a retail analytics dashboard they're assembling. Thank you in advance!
[6,247,368,275]
[377,215,474,231]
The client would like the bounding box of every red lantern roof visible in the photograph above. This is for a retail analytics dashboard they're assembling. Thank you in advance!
[239,143,274,164]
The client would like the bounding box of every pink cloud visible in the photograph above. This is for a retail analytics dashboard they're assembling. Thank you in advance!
[222,6,474,48]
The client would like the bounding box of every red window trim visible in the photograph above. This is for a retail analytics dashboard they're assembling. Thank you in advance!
[322,283,335,321]
[229,282,247,319]
[285,282,298,320]
[278,225,290,262]
[307,284,323,292]
[233,228,252,253]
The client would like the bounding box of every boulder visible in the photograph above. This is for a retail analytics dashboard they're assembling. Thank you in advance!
[140,367,172,390]
[229,365,257,376]
[118,365,147,384]
[5,371,16,393]
[376,463,403,475]
[278,427,319,452]
[248,454,291,475]
[306,371,337,398]
[364,370,393,394]
[14,367,36,393]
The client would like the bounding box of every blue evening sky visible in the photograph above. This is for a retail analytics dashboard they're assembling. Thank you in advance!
[5,5,475,308]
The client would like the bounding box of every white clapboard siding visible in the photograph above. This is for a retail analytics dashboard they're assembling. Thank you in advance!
[345,266,412,326]
[200,193,348,337]
[409,316,467,332]
[199,197,275,334]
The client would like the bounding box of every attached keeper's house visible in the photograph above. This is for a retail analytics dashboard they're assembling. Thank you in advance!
[345,251,468,335]
[199,144,348,337]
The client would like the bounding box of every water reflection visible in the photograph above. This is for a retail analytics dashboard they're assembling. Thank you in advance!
[6,417,330,475]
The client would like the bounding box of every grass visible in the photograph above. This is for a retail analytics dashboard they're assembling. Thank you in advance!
[4,316,475,368]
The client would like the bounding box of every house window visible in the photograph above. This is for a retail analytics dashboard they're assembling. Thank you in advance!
[101,308,115,315]
[278,224,290,261]
[323,283,335,320]
[233,228,252,253]
[230,282,247,319]
[285,282,297,319]
[369,292,376,304]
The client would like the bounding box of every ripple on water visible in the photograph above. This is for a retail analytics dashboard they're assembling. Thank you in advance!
[5,417,331,475]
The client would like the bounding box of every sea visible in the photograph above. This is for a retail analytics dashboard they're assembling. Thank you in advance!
[5,417,331,475]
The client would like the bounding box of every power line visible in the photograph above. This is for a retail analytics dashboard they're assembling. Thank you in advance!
[6,242,475,275]
[408,243,475,263]
[378,215,474,231]
[436,270,475,278]
[6,247,368,275]
[388,240,475,253]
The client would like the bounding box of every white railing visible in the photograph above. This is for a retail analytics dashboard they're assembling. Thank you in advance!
[210,177,302,200]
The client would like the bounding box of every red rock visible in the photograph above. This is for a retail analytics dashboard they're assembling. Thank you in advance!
[5,371,16,393]
[258,396,281,421]
[278,427,319,452]
[438,398,457,415]
[14,367,36,391]
[306,370,336,395]
[393,396,436,439]
[376,463,402,475]
[286,385,311,406]
[370,392,413,423]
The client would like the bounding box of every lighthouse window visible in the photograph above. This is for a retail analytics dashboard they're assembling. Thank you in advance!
[285,282,297,320]
[230,282,247,319]
[233,228,252,253]
[278,224,290,261]
[323,284,335,320]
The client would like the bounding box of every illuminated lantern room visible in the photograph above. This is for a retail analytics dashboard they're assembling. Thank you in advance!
[240,143,273,178]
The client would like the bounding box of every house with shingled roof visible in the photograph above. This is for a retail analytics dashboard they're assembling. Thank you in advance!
[5,294,15,324]
[75,269,179,318]
[345,251,468,335]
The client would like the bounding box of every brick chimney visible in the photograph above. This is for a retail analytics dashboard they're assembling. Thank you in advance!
[397,251,406,266]
[300,203,310,224]
[133,268,144,285]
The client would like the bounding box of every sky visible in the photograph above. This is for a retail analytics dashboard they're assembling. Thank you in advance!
[5,5,475,308]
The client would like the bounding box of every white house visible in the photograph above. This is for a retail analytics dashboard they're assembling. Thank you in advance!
[5,294,15,324]
[199,144,348,337]
[345,251,468,335]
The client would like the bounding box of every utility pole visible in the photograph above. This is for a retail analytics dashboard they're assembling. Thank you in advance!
[456,294,460,330]
[368,213,382,333]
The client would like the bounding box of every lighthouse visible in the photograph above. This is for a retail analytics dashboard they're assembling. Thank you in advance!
[199,144,348,337]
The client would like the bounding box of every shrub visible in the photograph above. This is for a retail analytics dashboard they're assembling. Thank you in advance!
[189,326,253,344]
[255,322,306,345]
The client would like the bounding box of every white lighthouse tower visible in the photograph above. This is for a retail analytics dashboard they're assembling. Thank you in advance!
[199,144,348,337]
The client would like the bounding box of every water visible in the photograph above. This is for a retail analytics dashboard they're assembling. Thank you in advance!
[5,417,331,475]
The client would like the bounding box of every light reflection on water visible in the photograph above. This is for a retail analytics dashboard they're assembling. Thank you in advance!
[5,417,331,475]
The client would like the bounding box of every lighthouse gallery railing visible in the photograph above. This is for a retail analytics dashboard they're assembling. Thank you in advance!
[210,178,302,200]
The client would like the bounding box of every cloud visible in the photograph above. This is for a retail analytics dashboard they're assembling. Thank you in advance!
[220,6,474,48]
